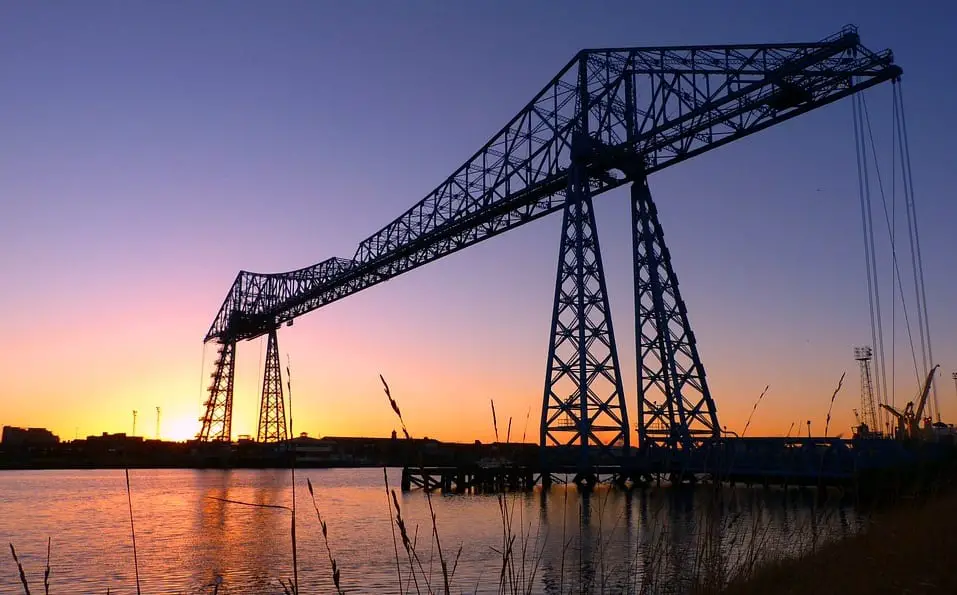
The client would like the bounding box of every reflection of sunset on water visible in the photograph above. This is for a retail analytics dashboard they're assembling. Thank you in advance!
[0,469,862,593]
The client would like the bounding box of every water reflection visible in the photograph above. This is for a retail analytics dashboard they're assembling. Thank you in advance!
[196,469,231,589]
[532,485,863,594]
[0,470,864,594]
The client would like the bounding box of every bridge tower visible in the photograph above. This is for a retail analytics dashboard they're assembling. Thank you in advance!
[541,60,630,458]
[620,72,720,450]
[257,329,288,442]
[198,340,236,441]
[630,178,720,448]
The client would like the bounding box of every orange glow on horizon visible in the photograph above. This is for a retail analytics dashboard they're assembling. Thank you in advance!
[0,257,936,447]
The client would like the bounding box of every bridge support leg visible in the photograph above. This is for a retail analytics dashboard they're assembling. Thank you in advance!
[540,143,629,462]
[198,340,236,442]
[631,177,720,449]
[257,329,289,443]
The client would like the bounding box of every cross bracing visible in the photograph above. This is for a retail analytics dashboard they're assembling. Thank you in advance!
[205,26,898,345]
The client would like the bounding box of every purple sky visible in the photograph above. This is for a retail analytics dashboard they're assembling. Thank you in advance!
[1,1,955,441]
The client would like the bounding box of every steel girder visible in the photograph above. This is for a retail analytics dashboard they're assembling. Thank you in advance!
[207,258,355,344]
[197,341,236,441]
[204,26,900,344]
[257,329,288,443]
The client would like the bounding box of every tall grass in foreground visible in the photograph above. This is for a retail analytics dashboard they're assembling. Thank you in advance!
[125,469,142,595]
[9,543,30,595]
[8,537,51,595]
[379,374,463,594]
[285,374,865,595]
[305,478,343,595]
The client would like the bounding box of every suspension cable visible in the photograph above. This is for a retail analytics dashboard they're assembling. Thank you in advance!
[860,94,891,425]
[890,84,897,411]
[897,89,929,413]
[852,93,883,431]
[874,83,924,398]
[896,81,939,422]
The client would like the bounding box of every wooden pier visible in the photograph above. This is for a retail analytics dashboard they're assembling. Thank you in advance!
[401,465,538,492]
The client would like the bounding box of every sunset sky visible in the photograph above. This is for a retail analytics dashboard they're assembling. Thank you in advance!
[1,1,955,444]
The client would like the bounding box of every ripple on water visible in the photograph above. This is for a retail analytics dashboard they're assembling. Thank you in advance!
[0,468,864,594]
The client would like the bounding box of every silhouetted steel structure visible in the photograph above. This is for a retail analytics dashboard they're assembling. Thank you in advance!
[541,166,628,453]
[198,27,900,452]
[198,341,235,441]
[855,346,879,432]
[257,329,288,443]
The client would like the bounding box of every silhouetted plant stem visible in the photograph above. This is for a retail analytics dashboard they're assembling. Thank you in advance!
[824,371,846,438]
[125,469,141,595]
[43,537,50,595]
[287,354,299,594]
[383,467,403,588]
[742,385,770,437]
[426,488,450,594]
[390,490,423,594]
[9,543,30,595]
[306,478,344,594]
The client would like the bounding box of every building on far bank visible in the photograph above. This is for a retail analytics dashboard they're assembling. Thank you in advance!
[83,432,144,447]
[1,426,60,447]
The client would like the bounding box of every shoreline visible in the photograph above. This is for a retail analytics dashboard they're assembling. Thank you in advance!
[722,485,957,594]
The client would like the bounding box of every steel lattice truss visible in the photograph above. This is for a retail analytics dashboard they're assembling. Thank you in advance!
[856,349,878,432]
[541,181,628,451]
[257,329,288,443]
[198,341,235,441]
[205,26,899,344]
[631,179,719,448]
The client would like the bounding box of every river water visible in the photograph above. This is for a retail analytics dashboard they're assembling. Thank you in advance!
[0,468,862,594]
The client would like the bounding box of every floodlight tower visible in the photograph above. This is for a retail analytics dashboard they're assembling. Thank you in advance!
[854,347,878,433]
[132,410,138,437]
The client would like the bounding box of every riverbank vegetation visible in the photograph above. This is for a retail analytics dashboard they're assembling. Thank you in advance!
[722,486,957,595]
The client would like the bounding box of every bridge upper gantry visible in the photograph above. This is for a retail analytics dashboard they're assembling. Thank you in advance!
[205,26,898,344]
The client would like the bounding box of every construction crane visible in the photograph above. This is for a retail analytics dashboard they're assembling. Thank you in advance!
[880,365,939,439]
[881,402,910,439]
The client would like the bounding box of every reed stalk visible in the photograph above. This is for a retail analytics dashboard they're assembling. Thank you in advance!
[306,478,344,595]
[383,467,403,589]
[824,371,846,438]
[124,469,141,595]
[9,543,30,595]
[390,489,424,594]
[286,354,299,595]
[42,537,50,595]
